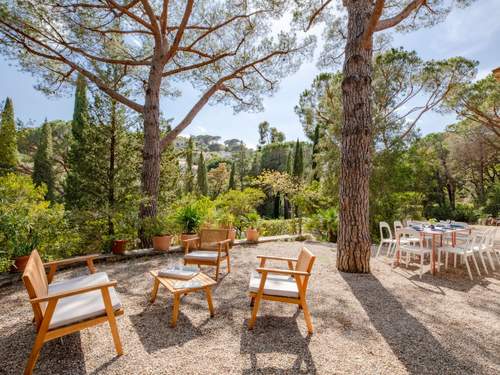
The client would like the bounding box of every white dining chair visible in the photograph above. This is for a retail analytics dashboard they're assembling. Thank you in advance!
[476,228,497,271]
[376,222,397,257]
[438,233,482,280]
[392,228,430,279]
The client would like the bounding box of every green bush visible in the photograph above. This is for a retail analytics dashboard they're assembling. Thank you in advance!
[0,174,76,271]
[305,208,338,242]
[484,184,500,217]
[176,204,203,234]
[424,203,479,224]
[259,218,303,236]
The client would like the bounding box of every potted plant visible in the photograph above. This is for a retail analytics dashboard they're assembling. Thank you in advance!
[216,209,236,245]
[111,210,138,255]
[143,216,177,251]
[9,233,38,272]
[243,212,261,243]
[176,204,203,250]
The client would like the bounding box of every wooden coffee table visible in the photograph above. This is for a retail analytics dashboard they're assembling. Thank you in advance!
[149,271,217,327]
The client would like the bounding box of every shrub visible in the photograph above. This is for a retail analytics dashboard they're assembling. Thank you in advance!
[484,184,500,217]
[215,188,265,230]
[142,214,178,237]
[176,204,203,234]
[306,208,338,242]
[0,174,74,271]
[242,212,261,230]
[259,218,303,236]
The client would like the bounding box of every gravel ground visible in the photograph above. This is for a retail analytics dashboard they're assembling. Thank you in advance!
[1,241,499,375]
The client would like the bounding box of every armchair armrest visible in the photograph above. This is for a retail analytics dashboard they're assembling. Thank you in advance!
[30,280,118,304]
[181,237,200,243]
[255,267,309,276]
[256,255,298,262]
[44,254,99,284]
[43,254,99,267]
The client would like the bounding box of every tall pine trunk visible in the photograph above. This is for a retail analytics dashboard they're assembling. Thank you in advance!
[337,0,373,273]
[107,100,116,237]
[140,57,163,244]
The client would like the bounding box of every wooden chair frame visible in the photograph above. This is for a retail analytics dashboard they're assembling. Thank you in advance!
[22,251,123,375]
[182,229,232,281]
[248,248,316,334]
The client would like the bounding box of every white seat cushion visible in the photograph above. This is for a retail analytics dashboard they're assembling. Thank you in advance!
[184,251,225,261]
[248,271,299,298]
[48,272,122,329]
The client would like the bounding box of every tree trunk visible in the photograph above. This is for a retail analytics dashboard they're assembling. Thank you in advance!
[273,194,281,218]
[337,0,373,273]
[108,100,116,237]
[139,57,163,244]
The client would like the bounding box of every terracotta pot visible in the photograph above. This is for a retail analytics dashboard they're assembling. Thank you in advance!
[152,235,172,251]
[112,240,128,255]
[246,228,259,243]
[10,255,30,273]
[180,233,198,251]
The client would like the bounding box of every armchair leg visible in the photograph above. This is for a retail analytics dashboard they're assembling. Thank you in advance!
[102,288,123,355]
[250,297,255,307]
[301,301,313,334]
[24,333,45,375]
[226,253,231,273]
[25,301,56,375]
[248,294,262,330]
[215,262,220,281]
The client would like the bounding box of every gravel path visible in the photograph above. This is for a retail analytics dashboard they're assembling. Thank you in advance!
[1,241,499,375]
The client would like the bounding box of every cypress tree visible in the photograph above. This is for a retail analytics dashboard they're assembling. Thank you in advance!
[0,98,17,174]
[311,124,320,181]
[33,120,55,202]
[185,137,194,193]
[228,161,236,190]
[237,141,246,190]
[286,150,293,175]
[197,152,208,196]
[249,152,260,177]
[65,73,90,208]
[292,139,304,180]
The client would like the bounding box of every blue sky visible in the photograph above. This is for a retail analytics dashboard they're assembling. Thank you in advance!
[1,0,498,147]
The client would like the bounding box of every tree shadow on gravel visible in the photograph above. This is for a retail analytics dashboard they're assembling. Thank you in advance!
[0,321,85,375]
[341,272,482,375]
[129,305,207,354]
[240,313,316,375]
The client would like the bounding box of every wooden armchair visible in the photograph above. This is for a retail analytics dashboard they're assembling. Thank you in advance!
[182,228,231,281]
[247,247,316,334]
[22,250,123,375]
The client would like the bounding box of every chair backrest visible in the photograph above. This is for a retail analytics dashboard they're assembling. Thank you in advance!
[22,250,49,324]
[395,228,422,247]
[199,228,230,250]
[295,247,316,286]
[484,228,496,248]
[394,220,403,233]
[379,222,393,240]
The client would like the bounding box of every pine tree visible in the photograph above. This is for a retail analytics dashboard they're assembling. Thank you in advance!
[185,137,194,193]
[33,120,55,202]
[228,162,236,190]
[311,124,320,181]
[197,152,208,196]
[0,98,17,174]
[65,73,90,208]
[292,139,304,180]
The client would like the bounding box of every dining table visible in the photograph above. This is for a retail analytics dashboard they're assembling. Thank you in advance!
[395,225,472,274]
